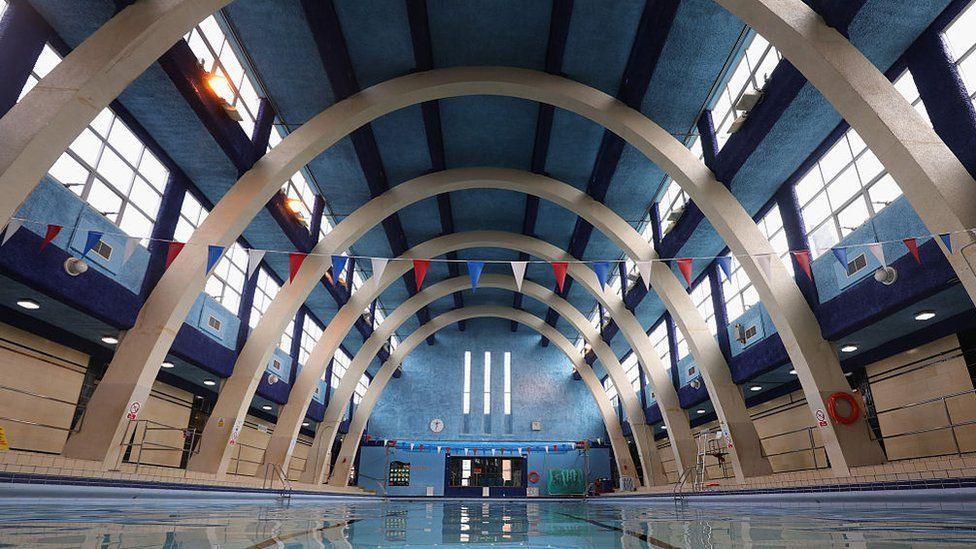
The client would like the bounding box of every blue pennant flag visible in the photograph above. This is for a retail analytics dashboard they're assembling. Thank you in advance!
[940,233,953,253]
[467,261,485,291]
[831,246,848,268]
[206,245,225,274]
[592,261,611,290]
[331,255,349,285]
[82,231,103,256]
[716,256,732,281]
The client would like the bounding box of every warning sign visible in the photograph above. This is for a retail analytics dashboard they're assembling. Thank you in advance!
[126,401,141,421]
[0,426,10,451]
[228,419,243,446]
[217,417,225,428]
[815,408,829,427]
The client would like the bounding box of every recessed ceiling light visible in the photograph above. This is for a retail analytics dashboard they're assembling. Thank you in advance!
[914,310,936,321]
[302,422,310,427]
[696,409,706,415]
[101,335,119,345]
[749,385,762,392]
[789,369,797,375]
[203,379,216,386]
[161,362,175,369]
[840,344,858,353]
[844,371,853,377]
[660,425,667,430]
[16,299,39,310]
[261,404,272,411]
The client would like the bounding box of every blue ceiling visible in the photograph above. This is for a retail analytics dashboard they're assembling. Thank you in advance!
[18,0,965,402]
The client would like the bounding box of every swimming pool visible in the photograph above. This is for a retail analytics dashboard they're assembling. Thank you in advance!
[0,496,974,546]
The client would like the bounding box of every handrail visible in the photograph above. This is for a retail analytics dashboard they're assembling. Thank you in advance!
[0,383,79,407]
[117,419,199,473]
[263,462,292,498]
[0,415,76,432]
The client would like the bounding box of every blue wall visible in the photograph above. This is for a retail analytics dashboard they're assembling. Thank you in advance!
[369,318,605,442]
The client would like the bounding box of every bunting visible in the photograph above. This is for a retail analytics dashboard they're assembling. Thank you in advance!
[903,237,921,263]
[831,247,848,269]
[40,224,61,251]
[246,249,266,280]
[206,245,225,274]
[122,236,140,265]
[551,262,569,292]
[715,255,732,281]
[636,260,652,290]
[371,257,389,288]
[467,261,485,291]
[756,254,773,280]
[413,259,430,291]
[288,252,307,282]
[868,243,886,267]
[510,261,527,291]
[1,219,22,246]
[791,250,813,281]
[82,231,103,257]
[675,258,693,287]
[165,241,184,269]
[592,261,610,291]
[939,233,953,254]
[331,255,349,286]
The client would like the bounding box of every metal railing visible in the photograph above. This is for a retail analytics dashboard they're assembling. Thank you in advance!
[759,425,825,472]
[868,386,976,460]
[228,440,267,476]
[0,383,86,435]
[262,462,292,499]
[117,419,199,473]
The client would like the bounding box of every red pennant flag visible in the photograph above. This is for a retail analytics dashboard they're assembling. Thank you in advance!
[413,259,430,291]
[165,241,185,269]
[288,252,308,282]
[903,238,921,264]
[792,250,813,280]
[39,224,62,251]
[676,258,694,287]
[551,262,569,292]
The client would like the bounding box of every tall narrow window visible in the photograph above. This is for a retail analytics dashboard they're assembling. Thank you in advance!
[249,268,280,329]
[503,352,512,416]
[483,351,492,415]
[945,3,976,107]
[712,33,782,150]
[462,351,471,414]
[329,348,351,389]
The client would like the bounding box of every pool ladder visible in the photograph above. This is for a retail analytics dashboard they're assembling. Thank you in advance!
[263,463,293,501]
[672,428,730,501]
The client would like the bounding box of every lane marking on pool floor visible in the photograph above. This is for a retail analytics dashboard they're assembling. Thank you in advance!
[555,512,678,548]
[245,518,358,548]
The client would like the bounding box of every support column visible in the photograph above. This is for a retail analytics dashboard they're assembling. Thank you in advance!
[138,175,186,300]
[776,186,820,310]
[0,0,50,116]
[708,263,733,361]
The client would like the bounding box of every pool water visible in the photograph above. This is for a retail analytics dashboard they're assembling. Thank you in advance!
[0,497,974,547]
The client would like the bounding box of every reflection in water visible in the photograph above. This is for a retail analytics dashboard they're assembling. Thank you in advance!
[0,497,974,546]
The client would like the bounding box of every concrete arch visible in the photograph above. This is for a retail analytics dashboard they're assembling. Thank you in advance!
[326,305,636,488]
[331,306,638,489]
[299,275,665,487]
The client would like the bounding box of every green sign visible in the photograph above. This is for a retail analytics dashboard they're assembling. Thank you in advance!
[547,468,585,495]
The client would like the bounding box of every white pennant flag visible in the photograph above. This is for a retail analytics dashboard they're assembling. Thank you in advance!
[410,443,415,451]
[371,257,389,289]
[436,446,441,453]
[867,242,886,267]
[1,219,23,246]
[122,236,140,264]
[511,261,528,291]
[247,249,266,280]
[636,260,652,290]
[756,254,773,280]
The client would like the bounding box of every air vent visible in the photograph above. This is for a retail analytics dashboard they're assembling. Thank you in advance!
[846,253,867,277]
[207,315,221,331]
[92,240,112,261]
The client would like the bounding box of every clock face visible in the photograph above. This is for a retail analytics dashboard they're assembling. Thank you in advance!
[429,418,444,433]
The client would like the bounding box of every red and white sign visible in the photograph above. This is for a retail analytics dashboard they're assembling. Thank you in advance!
[126,401,141,421]
[815,408,828,427]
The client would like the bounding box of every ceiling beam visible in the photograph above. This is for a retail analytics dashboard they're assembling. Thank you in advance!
[541,0,681,346]
[301,0,436,345]
[512,0,574,334]
[406,0,465,332]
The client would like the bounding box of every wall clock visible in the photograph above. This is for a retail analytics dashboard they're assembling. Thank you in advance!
[429,418,444,433]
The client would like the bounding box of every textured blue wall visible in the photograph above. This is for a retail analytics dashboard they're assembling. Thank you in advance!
[368,317,605,442]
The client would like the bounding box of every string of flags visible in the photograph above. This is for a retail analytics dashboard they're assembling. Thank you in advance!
[1,217,965,293]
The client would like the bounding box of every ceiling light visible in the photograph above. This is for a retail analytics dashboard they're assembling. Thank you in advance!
[914,310,936,321]
[840,344,858,353]
[696,409,706,415]
[789,369,797,375]
[203,379,216,386]
[16,299,39,310]
[302,422,310,427]
[261,404,272,411]
[660,425,667,430]
[844,371,853,377]
[161,362,175,369]
[284,197,304,215]
[749,385,762,392]
[206,72,234,103]
[101,335,118,345]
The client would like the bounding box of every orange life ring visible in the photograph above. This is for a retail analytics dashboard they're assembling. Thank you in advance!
[528,470,540,484]
[827,392,861,425]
